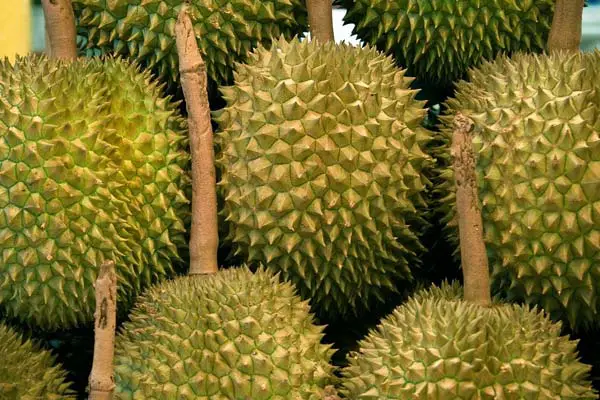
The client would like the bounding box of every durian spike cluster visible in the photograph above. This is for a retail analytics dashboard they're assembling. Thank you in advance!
[114,267,336,399]
[0,54,190,330]
[340,0,555,85]
[436,50,600,329]
[215,37,433,318]
[72,0,308,84]
[0,323,75,399]
[342,282,599,399]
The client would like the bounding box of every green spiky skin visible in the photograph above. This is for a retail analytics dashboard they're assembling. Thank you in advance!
[114,267,335,399]
[72,0,308,84]
[0,55,190,330]
[341,283,598,399]
[215,38,433,318]
[0,324,75,399]
[409,280,464,302]
[436,51,600,330]
[340,0,555,85]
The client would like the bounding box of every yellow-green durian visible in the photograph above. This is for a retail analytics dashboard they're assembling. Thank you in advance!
[215,38,433,317]
[72,0,308,84]
[436,51,600,329]
[0,54,189,330]
[0,323,75,399]
[113,267,336,399]
[341,282,598,399]
[341,0,555,85]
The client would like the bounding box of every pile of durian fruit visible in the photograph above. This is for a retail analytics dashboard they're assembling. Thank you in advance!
[1,0,599,398]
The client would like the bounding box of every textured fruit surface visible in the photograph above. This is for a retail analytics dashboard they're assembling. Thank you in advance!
[342,283,598,399]
[215,38,432,317]
[341,0,554,84]
[114,267,335,399]
[436,51,600,329]
[0,323,75,398]
[72,0,308,83]
[0,55,189,330]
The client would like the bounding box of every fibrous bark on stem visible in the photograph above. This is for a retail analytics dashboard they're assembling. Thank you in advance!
[547,0,584,52]
[307,0,335,43]
[175,6,219,276]
[41,0,77,60]
[88,260,117,400]
[451,113,492,307]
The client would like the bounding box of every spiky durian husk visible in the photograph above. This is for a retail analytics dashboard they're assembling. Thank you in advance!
[215,38,432,318]
[0,54,189,330]
[409,280,463,302]
[114,267,335,399]
[341,284,598,399]
[72,0,308,84]
[0,324,75,399]
[436,51,600,330]
[340,0,554,85]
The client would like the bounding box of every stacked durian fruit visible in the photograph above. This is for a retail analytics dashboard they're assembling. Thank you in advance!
[72,0,308,84]
[1,0,598,398]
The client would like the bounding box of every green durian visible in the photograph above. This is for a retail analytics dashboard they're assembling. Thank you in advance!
[0,54,190,330]
[340,0,555,85]
[436,51,600,329]
[215,38,433,318]
[341,282,598,399]
[0,323,75,399]
[72,0,308,84]
[113,267,336,399]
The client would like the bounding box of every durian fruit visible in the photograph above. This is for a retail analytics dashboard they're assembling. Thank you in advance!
[0,54,190,330]
[0,323,75,399]
[215,38,433,317]
[437,51,600,329]
[340,0,555,85]
[72,0,308,84]
[113,267,336,399]
[341,283,598,399]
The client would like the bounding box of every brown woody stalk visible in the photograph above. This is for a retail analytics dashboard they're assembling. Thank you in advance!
[41,0,77,59]
[451,114,491,307]
[175,6,219,276]
[547,0,585,52]
[88,261,117,400]
[307,0,335,42]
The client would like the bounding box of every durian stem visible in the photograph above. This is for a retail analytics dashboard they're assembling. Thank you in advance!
[44,27,52,57]
[175,6,219,276]
[307,0,335,43]
[452,113,492,307]
[88,260,117,400]
[41,0,77,60]
[548,0,584,52]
